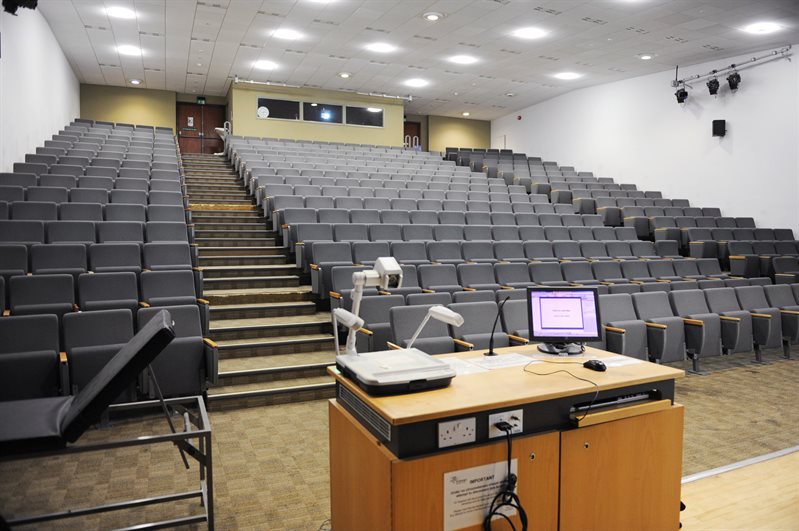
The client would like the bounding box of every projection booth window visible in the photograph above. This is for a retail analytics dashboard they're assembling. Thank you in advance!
[256,98,300,120]
[346,106,384,127]
[303,103,343,124]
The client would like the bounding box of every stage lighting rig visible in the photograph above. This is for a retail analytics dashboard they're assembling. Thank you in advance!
[675,86,689,104]
[727,71,741,91]
[707,77,720,95]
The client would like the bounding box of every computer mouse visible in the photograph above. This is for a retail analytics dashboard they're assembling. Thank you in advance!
[583,360,607,372]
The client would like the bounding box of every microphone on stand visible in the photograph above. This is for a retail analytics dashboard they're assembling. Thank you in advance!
[485,295,511,357]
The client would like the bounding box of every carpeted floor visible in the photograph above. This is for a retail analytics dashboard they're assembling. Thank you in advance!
[1,349,797,530]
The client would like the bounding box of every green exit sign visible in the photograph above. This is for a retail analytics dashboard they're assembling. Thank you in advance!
[196,96,206,105]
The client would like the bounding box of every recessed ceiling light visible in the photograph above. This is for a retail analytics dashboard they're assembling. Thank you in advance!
[448,55,478,65]
[253,59,278,70]
[117,45,141,56]
[511,27,548,39]
[404,78,429,88]
[338,72,351,78]
[105,6,135,19]
[423,12,443,22]
[462,112,470,117]
[638,53,654,60]
[365,42,397,53]
[272,28,303,40]
[742,22,782,35]
[367,107,382,113]
[311,103,318,107]
[129,79,141,85]
[505,92,515,97]
[553,72,582,80]
[196,62,202,67]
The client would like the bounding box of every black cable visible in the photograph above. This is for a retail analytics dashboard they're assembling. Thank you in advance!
[483,424,528,531]
[523,361,601,422]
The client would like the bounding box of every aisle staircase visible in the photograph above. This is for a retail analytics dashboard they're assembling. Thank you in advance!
[182,154,336,409]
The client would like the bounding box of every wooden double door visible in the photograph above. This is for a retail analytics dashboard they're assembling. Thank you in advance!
[177,102,226,154]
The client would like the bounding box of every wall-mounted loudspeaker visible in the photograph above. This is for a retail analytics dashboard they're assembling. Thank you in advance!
[712,119,726,137]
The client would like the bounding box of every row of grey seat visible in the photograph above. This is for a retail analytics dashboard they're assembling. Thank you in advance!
[0,305,215,403]
[0,202,186,223]
[0,190,185,214]
[308,240,692,298]
[1,181,182,203]
[383,285,799,371]
[0,242,197,290]
[0,220,191,246]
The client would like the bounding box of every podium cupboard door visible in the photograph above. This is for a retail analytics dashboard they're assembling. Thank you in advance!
[559,405,684,531]
[392,431,559,531]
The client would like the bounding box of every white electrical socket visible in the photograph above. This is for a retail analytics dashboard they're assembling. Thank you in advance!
[438,417,477,448]
[488,409,524,439]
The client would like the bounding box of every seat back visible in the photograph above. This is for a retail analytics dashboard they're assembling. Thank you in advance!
[631,291,676,319]
[669,289,711,316]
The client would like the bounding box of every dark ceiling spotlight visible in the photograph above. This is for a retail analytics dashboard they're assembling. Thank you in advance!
[675,86,689,104]
[2,0,38,15]
[707,77,720,95]
[727,71,741,91]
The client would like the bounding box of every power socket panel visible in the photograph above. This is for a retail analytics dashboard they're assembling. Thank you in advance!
[488,409,524,439]
[438,417,477,449]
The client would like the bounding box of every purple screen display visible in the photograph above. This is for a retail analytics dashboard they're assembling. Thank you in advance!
[529,290,599,339]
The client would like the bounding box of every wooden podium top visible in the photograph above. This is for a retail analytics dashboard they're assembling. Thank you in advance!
[328,345,684,425]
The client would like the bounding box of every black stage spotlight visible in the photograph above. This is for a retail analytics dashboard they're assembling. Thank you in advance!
[675,86,688,104]
[707,77,720,95]
[3,0,38,15]
[727,72,741,91]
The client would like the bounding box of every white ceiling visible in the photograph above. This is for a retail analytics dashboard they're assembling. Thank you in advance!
[38,0,799,120]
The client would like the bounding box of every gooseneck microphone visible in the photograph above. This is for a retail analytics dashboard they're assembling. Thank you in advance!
[485,295,511,357]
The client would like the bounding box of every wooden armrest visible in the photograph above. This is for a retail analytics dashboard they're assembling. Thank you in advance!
[728,256,745,260]
[776,273,797,277]
[357,327,373,336]
[605,325,626,334]
[72,304,80,312]
[203,338,218,348]
[386,342,401,350]
[508,334,529,344]
[683,318,704,326]
[139,301,151,308]
[193,266,204,272]
[310,263,320,270]
[281,224,288,229]
[646,322,668,329]
[599,281,614,286]
[462,287,476,291]
[781,309,799,315]
[295,241,305,248]
[751,313,772,319]
[719,315,741,322]
[2,310,9,317]
[197,298,210,305]
[453,338,474,349]
[377,290,391,295]
[329,291,342,299]
[422,288,435,293]
[59,352,68,363]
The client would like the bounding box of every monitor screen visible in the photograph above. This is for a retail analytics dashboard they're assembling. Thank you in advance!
[527,287,601,343]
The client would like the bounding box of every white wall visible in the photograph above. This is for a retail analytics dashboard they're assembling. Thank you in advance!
[0,8,79,172]
[492,47,799,233]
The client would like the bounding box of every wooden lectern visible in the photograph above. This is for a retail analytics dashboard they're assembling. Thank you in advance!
[328,346,684,531]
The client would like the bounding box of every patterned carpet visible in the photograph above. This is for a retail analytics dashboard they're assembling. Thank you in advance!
[1,349,797,530]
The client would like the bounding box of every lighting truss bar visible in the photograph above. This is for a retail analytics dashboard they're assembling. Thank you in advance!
[670,45,792,88]
[232,76,412,101]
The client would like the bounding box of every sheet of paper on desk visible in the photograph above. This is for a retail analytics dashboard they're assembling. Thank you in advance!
[467,353,538,370]
[601,355,645,367]
[442,357,488,375]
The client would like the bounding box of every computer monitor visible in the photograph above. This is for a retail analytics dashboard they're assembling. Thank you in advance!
[526,287,602,355]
